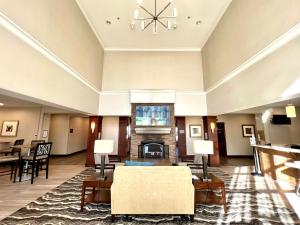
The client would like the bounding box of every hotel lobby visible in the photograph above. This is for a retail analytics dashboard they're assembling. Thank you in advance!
[0,0,300,224]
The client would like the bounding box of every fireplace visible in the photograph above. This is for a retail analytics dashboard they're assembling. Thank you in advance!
[138,140,169,159]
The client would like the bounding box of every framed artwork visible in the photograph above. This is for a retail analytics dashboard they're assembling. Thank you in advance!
[242,124,255,137]
[42,130,48,138]
[1,120,19,137]
[189,125,202,137]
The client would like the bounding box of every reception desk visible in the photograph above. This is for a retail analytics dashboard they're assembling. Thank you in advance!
[252,145,300,185]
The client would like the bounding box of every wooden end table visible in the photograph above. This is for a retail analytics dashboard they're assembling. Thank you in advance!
[80,172,113,212]
[193,173,227,213]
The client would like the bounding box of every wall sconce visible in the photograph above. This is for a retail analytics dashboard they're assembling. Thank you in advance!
[286,104,296,118]
[210,122,216,133]
[90,121,96,133]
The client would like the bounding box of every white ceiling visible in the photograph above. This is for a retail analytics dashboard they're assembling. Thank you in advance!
[76,0,231,50]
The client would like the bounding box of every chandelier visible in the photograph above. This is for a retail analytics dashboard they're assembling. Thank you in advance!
[131,0,177,34]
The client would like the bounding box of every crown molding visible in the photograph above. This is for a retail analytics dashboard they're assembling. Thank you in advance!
[104,48,202,52]
[0,12,100,94]
[206,22,300,94]
[75,0,106,50]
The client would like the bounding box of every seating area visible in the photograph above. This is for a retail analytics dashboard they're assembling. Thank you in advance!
[1,0,300,224]
[0,140,52,184]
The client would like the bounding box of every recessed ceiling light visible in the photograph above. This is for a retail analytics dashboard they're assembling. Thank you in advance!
[106,20,111,25]
[187,16,191,19]
[117,17,120,20]
[196,20,202,25]
[0,103,4,106]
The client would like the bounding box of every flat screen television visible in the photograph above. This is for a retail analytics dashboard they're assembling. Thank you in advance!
[135,105,170,126]
[271,115,291,125]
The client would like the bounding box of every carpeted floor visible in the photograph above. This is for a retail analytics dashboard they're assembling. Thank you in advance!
[1,167,300,225]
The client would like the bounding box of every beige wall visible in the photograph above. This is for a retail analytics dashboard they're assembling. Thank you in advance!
[206,36,300,115]
[68,117,88,154]
[202,0,300,89]
[258,107,300,145]
[0,107,42,145]
[101,117,119,155]
[0,0,104,89]
[0,0,104,114]
[49,115,69,155]
[185,117,204,155]
[49,115,88,155]
[202,0,300,115]
[217,114,255,155]
[102,51,204,91]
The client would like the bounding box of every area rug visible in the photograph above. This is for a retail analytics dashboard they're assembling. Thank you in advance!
[1,167,300,225]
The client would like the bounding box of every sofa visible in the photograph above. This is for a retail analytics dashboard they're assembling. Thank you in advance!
[111,166,194,218]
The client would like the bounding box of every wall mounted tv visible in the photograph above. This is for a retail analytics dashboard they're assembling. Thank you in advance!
[271,115,291,125]
[135,105,170,126]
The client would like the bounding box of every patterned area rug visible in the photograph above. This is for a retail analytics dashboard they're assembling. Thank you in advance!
[1,167,300,225]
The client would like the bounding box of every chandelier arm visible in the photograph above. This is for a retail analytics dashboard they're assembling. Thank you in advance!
[134,17,153,21]
[158,16,176,19]
[156,2,171,18]
[144,19,154,30]
[139,5,155,18]
[157,19,168,29]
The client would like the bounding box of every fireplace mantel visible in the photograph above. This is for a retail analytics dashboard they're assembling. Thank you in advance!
[135,127,171,134]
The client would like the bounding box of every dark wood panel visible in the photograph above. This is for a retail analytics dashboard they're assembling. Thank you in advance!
[203,116,220,167]
[175,117,187,157]
[118,117,130,159]
[85,116,102,167]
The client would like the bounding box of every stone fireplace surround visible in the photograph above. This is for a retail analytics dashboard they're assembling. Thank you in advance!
[130,103,176,162]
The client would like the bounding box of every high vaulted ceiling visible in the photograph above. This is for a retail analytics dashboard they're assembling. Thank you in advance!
[76,0,231,50]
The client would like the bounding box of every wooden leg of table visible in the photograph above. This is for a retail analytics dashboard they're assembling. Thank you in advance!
[221,186,227,213]
[80,185,86,212]
[92,187,95,201]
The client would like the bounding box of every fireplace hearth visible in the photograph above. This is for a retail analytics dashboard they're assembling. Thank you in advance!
[138,140,169,159]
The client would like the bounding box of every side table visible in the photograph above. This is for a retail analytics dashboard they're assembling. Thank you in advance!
[193,173,227,213]
[80,172,113,212]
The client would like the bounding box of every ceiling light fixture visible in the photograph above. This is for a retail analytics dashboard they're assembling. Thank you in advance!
[286,104,296,118]
[131,0,177,34]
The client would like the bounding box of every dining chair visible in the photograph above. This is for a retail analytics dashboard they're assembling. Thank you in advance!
[0,151,20,182]
[19,142,52,184]
[94,154,116,172]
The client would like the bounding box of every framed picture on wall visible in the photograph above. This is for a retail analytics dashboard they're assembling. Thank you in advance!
[42,130,48,138]
[242,124,255,137]
[1,120,19,137]
[189,125,202,137]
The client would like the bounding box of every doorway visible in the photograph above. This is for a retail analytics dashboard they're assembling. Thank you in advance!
[217,122,227,156]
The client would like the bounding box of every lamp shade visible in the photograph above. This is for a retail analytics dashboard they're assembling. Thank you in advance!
[94,140,113,154]
[193,140,214,155]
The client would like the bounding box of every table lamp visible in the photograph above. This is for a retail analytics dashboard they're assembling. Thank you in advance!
[94,140,113,180]
[193,140,214,181]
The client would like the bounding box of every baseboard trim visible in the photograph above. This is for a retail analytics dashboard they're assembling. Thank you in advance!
[51,149,86,157]
[226,155,253,158]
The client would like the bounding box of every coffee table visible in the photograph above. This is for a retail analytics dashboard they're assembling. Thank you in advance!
[193,173,227,213]
[80,172,113,212]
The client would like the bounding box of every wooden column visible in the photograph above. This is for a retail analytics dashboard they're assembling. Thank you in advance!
[203,116,220,167]
[118,117,130,159]
[85,116,102,167]
[175,117,187,157]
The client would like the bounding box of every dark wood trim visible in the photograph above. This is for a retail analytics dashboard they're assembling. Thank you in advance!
[85,116,102,167]
[203,116,220,167]
[118,117,130,159]
[175,117,187,156]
